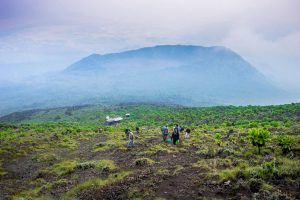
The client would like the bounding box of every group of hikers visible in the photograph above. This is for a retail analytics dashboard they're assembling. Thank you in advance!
[161,125,191,144]
[124,125,191,148]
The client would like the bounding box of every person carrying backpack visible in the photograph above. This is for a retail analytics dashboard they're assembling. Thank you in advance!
[128,131,134,148]
[172,124,180,145]
[161,125,169,142]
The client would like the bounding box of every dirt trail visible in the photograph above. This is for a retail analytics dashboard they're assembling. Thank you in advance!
[75,140,215,200]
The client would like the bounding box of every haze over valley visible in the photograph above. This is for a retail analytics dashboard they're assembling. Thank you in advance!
[0,44,294,116]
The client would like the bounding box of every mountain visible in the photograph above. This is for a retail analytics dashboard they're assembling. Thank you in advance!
[64,45,282,103]
[0,45,286,116]
[66,45,256,74]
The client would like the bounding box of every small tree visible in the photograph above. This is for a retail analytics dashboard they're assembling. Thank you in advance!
[248,128,270,154]
[215,133,222,146]
[277,135,294,154]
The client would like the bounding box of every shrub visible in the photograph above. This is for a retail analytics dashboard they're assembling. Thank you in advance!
[76,161,95,170]
[276,157,300,178]
[277,135,295,154]
[0,160,6,176]
[196,146,217,158]
[134,157,155,166]
[66,171,132,197]
[245,161,276,180]
[218,166,241,180]
[214,133,222,146]
[32,153,58,162]
[248,128,270,154]
[156,169,170,176]
[221,146,235,157]
[76,160,117,172]
[249,178,263,192]
[95,160,117,172]
[252,190,294,200]
[49,160,77,176]
[228,135,238,144]
[260,161,276,179]
[240,136,246,143]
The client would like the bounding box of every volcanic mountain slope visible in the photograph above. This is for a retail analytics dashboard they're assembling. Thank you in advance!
[0,45,284,116]
[64,45,281,104]
[0,103,299,199]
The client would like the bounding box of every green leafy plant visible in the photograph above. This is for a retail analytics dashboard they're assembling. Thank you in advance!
[261,161,276,179]
[248,128,270,154]
[214,133,222,146]
[256,161,276,180]
[277,135,295,154]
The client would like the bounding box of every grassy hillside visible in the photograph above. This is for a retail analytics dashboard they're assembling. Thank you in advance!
[1,103,300,126]
[0,103,299,199]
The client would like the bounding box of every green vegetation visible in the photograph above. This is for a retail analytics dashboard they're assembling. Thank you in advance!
[47,160,78,176]
[248,128,271,154]
[11,187,52,200]
[214,133,222,146]
[0,103,299,199]
[66,171,132,197]
[218,166,240,180]
[32,152,59,162]
[93,132,127,152]
[143,143,177,155]
[76,160,117,172]
[134,157,155,166]
[0,160,6,176]
[277,135,295,154]
[1,103,300,129]
[276,157,300,178]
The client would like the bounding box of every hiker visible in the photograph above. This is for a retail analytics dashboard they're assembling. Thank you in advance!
[161,125,169,142]
[135,127,140,135]
[185,128,191,138]
[172,124,180,145]
[125,128,130,139]
[128,131,134,148]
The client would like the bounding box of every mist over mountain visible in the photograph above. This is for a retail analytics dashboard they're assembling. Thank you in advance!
[64,45,283,103]
[0,45,287,116]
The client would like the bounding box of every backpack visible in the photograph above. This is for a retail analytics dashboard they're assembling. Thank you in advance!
[174,127,179,135]
[129,133,134,140]
[163,128,168,134]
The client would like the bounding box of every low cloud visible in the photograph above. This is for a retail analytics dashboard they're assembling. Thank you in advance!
[221,28,300,90]
[0,0,299,91]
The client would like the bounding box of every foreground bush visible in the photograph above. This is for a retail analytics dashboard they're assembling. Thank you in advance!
[248,128,271,154]
[277,135,295,154]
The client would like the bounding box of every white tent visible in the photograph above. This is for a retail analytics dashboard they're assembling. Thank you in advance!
[105,116,123,124]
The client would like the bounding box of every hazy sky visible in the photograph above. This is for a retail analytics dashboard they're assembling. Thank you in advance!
[0,0,299,89]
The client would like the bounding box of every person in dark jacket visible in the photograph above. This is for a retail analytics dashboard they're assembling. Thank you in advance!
[135,127,140,136]
[172,124,180,145]
[125,128,130,139]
